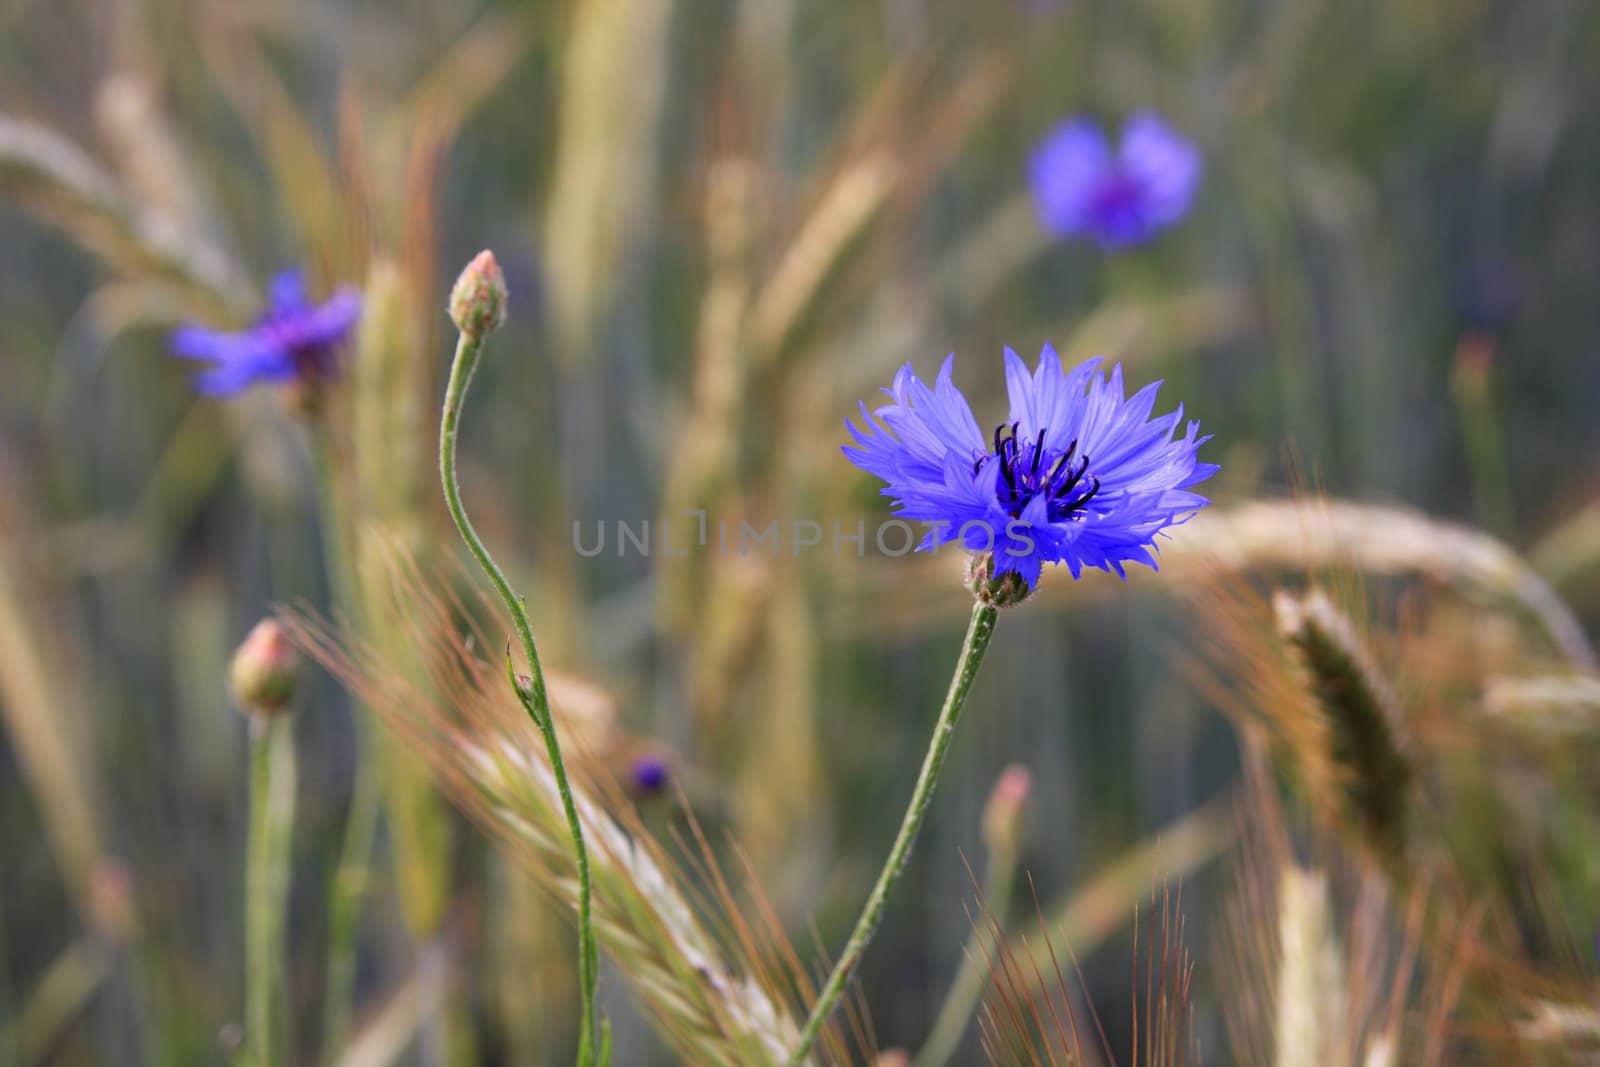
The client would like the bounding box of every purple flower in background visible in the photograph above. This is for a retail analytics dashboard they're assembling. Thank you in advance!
[630,755,670,795]
[843,347,1216,589]
[1028,113,1202,249]
[170,270,361,395]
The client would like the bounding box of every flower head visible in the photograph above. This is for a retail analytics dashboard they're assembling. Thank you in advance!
[843,346,1216,590]
[170,270,361,395]
[981,763,1033,857]
[1028,113,1201,249]
[230,618,299,717]
[448,249,508,338]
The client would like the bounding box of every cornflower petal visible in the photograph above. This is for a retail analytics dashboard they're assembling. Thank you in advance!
[168,269,362,396]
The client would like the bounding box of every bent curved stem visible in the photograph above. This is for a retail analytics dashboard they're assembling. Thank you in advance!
[439,330,601,1066]
[787,601,999,1065]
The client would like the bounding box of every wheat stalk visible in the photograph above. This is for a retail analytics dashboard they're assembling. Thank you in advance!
[1273,867,1346,1067]
[1274,590,1412,868]
[838,499,1594,671]
[0,111,249,317]
[285,553,821,1066]
[1481,675,1600,736]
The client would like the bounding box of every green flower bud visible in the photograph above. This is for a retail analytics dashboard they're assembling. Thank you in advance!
[448,249,508,338]
[966,552,1035,608]
[981,763,1032,859]
[230,619,298,717]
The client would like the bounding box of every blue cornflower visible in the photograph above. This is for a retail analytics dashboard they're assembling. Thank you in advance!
[170,270,361,395]
[1028,113,1201,249]
[843,346,1217,590]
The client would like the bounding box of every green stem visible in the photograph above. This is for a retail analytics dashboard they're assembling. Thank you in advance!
[319,733,382,1063]
[439,329,600,1066]
[787,601,999,1065]
[247,715,297,1067]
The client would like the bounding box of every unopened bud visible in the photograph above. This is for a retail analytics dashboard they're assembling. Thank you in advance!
[88,858,137,941]
[229,619,298,717]
[448,249,507,338]
[981,763,1032,858]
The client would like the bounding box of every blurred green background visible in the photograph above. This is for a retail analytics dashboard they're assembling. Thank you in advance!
[4,1,1600,1064]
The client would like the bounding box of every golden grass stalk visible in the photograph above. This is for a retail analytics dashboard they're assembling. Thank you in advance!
[749,153,898,363]
[1514,998,1600,1050]
[335,945,453,1067]
[0,112,249,317]
[1272,867,1346,1067]
[309,257,460,1059]
[657,158,757,639]
[1204,501,1594,669]
[731,555,827,912]
[1480,674,1600,736]
[349,257,455,943]
[542,0,671,364]
[756,57,1004,376]
[1213,750,1488,1067]
[930,193,1048,315]
[285,554,823,1066]
[0,938,114,1064]
[193,12,356,282]
[0,475,113,931]
[93,71,220,240]
[1273,590,1411,868]
[1528,498,1600,590]
[839,500,1594,671]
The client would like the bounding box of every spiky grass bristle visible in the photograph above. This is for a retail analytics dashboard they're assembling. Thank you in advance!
[284,550,844,1065]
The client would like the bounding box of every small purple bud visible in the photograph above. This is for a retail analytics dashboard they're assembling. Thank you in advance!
[630,755,670,795]
[449,250,508,338]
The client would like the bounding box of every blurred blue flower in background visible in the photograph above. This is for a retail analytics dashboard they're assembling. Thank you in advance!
[1028,113,1202,249]
[170,270,362,395]
[630,754,670,795]
[844,347,1216,588]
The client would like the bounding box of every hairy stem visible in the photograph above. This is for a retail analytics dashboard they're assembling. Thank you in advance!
[439,329,601,1065]
[247,715,297,1067]
[787,601,999,1064]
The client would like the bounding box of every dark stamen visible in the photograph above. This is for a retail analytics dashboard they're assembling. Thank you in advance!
[1046,438,1078,485]
[1050,476,1101,521]
[1053,455,1090,499]
[1073,478,1101,509]
[1029,429,1047,477]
